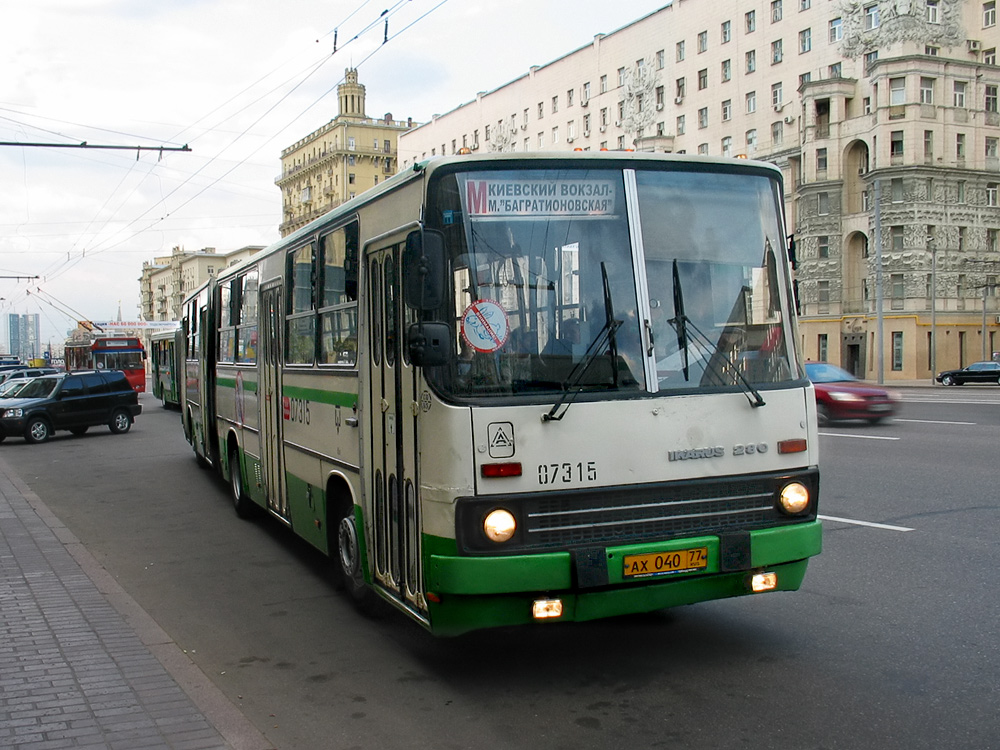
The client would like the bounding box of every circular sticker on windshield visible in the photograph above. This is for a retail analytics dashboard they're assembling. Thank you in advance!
[461,300,510,353]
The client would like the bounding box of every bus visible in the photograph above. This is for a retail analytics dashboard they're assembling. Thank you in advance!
[150,328,182,408]
[65,336,147,392]
[181,152,821,636]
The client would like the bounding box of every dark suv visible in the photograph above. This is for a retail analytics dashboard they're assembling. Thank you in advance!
[0,370,142,444]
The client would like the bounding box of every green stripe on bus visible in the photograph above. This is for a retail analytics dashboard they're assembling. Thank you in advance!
[282,385,357,407]
[217,377,258,392]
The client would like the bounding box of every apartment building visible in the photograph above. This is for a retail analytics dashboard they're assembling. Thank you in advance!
[398,0,1000,380]
[275,69,415,237]
[139,244,261,324]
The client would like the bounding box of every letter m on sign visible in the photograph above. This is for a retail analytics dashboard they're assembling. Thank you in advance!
[466,180,488,214]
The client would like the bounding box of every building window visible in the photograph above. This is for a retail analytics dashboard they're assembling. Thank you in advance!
[958,225,967,249]
[818,236,830,258]
[829,17,843,42]
[698,30,708,53]
[986,85,998,112]
[818,192,830,215]
[988,182,999,206]
[865,3,880,30]
[747,91,757,113]
[829,62,842,78]
[676,78,686,99]
[818,333,828,361]
[920,77,935,104]
[864,96,872,114]
[988,136,999,157]
[890,77,906,105]
[538,102,544,119]
[676,40,685,61]
[538,132,544,148]
[958,180,967,203]
[985,1,997,27]
[985,48,997,65]
[957,133,967,159]
[799,28,812,53]
[772,39,783,64]
[772,120,784,145]
[552,95,559,114]
[891,178,904,202]
[891,130,904,159]
[817,147,828,172]
[655,86,665,108]
[771,82,783,107]
[865,50,879,70]
[722,99,732,121]
[698,107,709,128]
[772,0,783,23]
[746,10,756,33]
[954,81,968,108]
[722,59,732,81]
[698,143,709,155]
[926,45,940,55]
[799,72,812,87]
[927,0,940,23]
[891,226,904,251]
[677,115,686,135]
[698,69,708,89]
[722,20,732,43]
[800,0,811,9]
[892,332,903,370]
[746,128,758,153]
[552,127,559,144]
[989,228,999,252]
[656,50,665,69]
[600,107,608,127]
[567,89,574,107]
[890,275,905,310]
[817,281,830,313]
[722,136,733,157]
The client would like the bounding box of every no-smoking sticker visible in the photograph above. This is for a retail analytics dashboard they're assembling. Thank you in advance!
[461,300,509,353]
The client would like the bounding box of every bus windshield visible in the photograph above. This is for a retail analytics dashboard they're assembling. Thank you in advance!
[425,164,795,401]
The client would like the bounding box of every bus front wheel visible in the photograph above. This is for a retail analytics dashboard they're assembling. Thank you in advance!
[335,504,379,615]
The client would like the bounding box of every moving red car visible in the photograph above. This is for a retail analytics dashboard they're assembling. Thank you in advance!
[805,362,898,425]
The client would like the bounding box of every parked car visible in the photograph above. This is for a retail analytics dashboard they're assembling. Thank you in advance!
[0,378,32,399]
[0,367,58,385]
[935,361,1000,386]
[805,362,898,425]
[0,370,141,444]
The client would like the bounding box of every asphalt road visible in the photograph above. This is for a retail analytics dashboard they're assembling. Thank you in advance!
[3,387,999,750]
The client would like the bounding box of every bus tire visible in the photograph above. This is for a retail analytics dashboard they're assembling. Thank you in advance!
[335,503,379,615]
[229,447,255,519]
[109,409,132,434]
[24,417,52,444]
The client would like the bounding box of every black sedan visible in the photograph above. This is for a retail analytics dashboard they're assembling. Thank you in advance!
[935,361,1000,386]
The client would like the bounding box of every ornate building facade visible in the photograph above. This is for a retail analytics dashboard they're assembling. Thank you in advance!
[275,69,415,237]
[398,0,1000,380]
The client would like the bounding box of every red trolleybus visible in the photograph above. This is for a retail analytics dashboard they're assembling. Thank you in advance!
[65,336,147,392]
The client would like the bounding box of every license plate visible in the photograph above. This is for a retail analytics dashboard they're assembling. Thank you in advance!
[870,404,891,412]
[623,547,709,578]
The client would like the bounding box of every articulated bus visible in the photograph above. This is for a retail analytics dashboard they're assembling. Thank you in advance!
[150,328,182,408]
[65,336,147,392]
[181,152,821,636]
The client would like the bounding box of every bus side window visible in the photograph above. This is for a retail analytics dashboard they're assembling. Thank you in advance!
[237,269,259,364]
[319,221,359,366]
[286,243,317,365]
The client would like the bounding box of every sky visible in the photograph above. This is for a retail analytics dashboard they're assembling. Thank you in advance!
[0,0,669,350]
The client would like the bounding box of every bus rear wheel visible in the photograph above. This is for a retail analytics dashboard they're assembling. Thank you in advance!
[229,448,255,519]
[335,504,379,615]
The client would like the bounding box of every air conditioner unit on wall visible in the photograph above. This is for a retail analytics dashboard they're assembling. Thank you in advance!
[674,96,684,105]
[783,115,795,124]
[968,39,982,52]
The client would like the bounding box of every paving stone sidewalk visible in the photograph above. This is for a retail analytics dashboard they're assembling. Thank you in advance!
[0,459,271,750]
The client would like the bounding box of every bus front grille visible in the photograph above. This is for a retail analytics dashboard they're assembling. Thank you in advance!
[455,470,818,555]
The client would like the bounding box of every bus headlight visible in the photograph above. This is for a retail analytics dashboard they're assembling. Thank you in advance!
[778,482,810,515]
[483,508,516,543]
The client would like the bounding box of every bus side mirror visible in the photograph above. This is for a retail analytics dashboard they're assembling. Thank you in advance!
[403,229,446,310]
[407,322,451,367]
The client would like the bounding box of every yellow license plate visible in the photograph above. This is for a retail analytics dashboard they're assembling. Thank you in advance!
[623,547,709,578]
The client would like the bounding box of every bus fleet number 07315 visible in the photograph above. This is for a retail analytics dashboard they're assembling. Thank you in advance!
[537,461,598,485]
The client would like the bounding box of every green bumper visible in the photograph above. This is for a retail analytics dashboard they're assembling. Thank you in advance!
[423,520,822,636]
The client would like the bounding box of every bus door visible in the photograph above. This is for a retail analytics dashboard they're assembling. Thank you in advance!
[259,281,290,521]
[364,241,425,616]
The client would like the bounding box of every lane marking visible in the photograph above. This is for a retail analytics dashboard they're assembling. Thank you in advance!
[818,432,900,440]
[819,514,914,532]
[894,418,975,425]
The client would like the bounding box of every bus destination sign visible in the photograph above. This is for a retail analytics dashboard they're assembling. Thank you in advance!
[464,178,617,217]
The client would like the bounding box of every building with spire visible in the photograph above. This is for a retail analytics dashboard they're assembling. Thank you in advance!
[275,68,416,237]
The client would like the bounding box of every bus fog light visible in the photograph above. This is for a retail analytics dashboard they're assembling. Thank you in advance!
[532,599,563,619]
[779,482,810,515]
[483,509,516,543]
[751,572,778,592]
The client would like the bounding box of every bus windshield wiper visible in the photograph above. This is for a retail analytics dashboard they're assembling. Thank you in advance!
[667,259,765,408]
[544,263,621,422]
